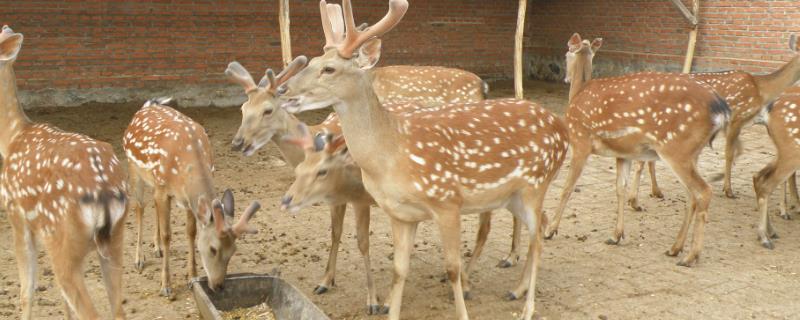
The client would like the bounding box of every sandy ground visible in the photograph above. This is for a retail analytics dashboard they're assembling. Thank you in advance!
[2,79,800,320]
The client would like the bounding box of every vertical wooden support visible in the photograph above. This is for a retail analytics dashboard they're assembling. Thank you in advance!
[514,0,527,99]
[682,0,700,73]
[279,0,292,67]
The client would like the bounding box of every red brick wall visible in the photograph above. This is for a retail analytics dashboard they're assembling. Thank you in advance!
[527,0,800,80]
[6,0,518,97]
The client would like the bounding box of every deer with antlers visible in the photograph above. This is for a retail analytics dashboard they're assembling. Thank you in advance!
[753,88,800,248]
[628,34,800,208]
[225,17,520,315]
[124,97,261,298]
[0,26,128,319]
[278,1,569,319]
[544,33,730,267]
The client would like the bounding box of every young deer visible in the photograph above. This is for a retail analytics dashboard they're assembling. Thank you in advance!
[124,98,260,297]
[544,33,730,267]
[753,88,800,248]
[278,1,569,319]
[629,34,800,205]
[225,27,521,315]
[0,26,128,319]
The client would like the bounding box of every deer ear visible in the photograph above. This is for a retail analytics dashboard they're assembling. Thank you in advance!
[356,38,381,70]
[568,33,582,53]
[0,30,23,61]
[221,189,235,217]
[211,199,227,236]
[591,38,603,53]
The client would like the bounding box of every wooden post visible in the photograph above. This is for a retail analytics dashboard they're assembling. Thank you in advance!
[682,0,700,73]
[279,0,292,67]
[514,0,527,99]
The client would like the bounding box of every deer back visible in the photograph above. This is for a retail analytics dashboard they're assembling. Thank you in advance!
[692,71,762,122]
[567,72,730,155]
[372,66,486,106]
[765,87,800,150]
[123,100,214,203]
[1,124,126,237]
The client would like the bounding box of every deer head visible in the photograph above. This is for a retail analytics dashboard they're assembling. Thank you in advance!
[226,57,307,156]
[196,189,260,291]
[564,33,602,102]
[280,0,408,113]
[280,124,354,212]
[0,26,23,64]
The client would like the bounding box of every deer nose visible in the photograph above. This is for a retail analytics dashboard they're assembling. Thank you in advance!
[280,196,293,210]
[231,137,244,151]
[276,84,288,96]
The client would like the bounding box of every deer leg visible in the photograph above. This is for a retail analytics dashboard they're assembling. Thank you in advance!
[648,161,664,198]
[754,160,797,249]
[383,219,418,319]
[353,203,379,314]
[153,205,163,258]
[154,187,173,298]
[316,204,346,294]
[608,158,632,245]
[780,181,791,220]
[789,173,799,208]
[662,156,711,266]
[186,209,198,279]
[627,161,645,211]
[435,209,468,320]
[723,121,744,198]
[498,214,521,268]
[507,187,546,320]
[10,215,36,320]
[98,217,126,320]
[129,167,147,273]
[461,211,491,299]
[46,237,98,319]
[545,143,591,239]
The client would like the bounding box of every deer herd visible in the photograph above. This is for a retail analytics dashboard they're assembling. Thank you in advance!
[2,1,800,319]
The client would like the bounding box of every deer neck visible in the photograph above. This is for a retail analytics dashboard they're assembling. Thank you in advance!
[568,57,593,103]
[332,74,400,176]
[755,55,800,102]
[271,111,306,168]
[0,63,31,157]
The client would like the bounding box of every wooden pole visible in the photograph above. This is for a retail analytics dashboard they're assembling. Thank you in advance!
[279,0,292,67]
[514,0,527,99]
[682,0,700,73]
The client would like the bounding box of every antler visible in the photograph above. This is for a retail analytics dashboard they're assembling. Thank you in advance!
[326,135,347,154]
[233,201,261,237]
[225,62,257,93]
[283,123,316,151]
[271,55,308,90]
[318,0,408,58]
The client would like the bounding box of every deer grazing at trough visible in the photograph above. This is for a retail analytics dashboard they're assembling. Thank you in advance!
[278,1,570,319]
[0,26,128,320]
[225,15,521,315]
[753,88,800,248]
[628,34,800,207]
[544,33,730,267]
[123,97,261,298]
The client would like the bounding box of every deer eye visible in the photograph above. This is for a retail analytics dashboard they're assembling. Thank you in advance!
[263,109,273,116]
[317,169,328,177]
[210,246,218,256]
[321,66,336,74]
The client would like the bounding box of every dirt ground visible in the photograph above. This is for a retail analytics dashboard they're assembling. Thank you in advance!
[2,79,800,320]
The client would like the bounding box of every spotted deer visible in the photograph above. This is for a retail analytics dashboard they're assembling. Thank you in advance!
[629,34,800,206]
[123,98,260,297]
[278,1,569,319]
[0,26,128,320]
[225,28,521,315]
[545,33,730,267]
[753,88,800,248]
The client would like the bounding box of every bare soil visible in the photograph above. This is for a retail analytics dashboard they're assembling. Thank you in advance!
[1,80,799,320]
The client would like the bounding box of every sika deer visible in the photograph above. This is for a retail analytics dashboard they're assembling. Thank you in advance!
[545,33,730,267]
[753,88,800,248]
[629,34,800,205]
[279,1,569,319]
[0,26,128,320]
[124,98,260,297]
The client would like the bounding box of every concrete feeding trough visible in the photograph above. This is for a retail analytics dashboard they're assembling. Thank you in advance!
[190,273,329,320]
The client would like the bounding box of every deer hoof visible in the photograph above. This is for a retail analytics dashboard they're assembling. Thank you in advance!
[378,305,390,315]
[496,259,514,268]
[367,305,382,315]
[134,260,144,273]
[153,249,163,258]
[724,189,736,199]
[313,285,329,295]
[781,213,792,220]
[665,248,681,257]
[504,291,519,301]
[761,239,775,250]
[159,287,173,298]
[463,291,473,300]
[543,229,557,240]
[651,191,665,199]
[605,238,621,245]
